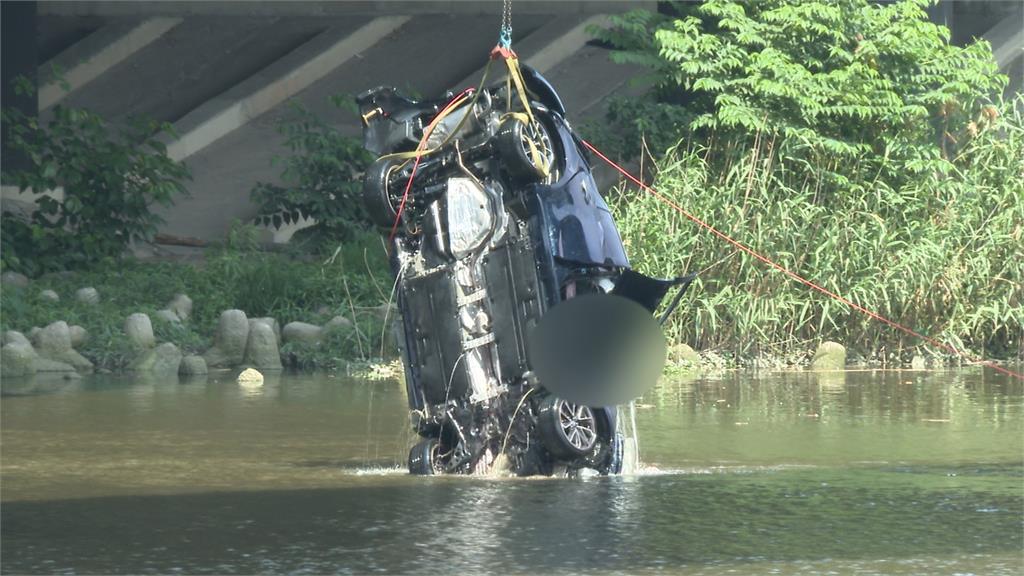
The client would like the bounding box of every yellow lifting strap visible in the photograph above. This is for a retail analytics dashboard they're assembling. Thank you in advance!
[375,51,548,178]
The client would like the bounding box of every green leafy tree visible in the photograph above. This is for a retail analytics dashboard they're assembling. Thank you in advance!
[251,97,373,247]
[1,78,190,275]
[593,0,1006,183]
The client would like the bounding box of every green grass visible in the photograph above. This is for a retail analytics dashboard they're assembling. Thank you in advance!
[0,229,395,370]
[609,99,1023,363]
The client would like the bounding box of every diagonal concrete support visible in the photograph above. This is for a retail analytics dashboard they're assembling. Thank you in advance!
[165,16,410,162]
[983,11,1023,72]
[38,17,182,111]
[450,14,609,92]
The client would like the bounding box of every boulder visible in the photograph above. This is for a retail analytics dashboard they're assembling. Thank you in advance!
[1,271,29,288]
[179,355,208,376]
[27,327,42,344]
[1,342,37,378]
[669,343,701,367]
[124,313,156,349]
[75,287,100,305]
[166,293,193,321]
[129,342,183,375]
[249,317,281,342]
[911,355,926,370]
[237,367,264,386]
[282,321,323,344]
[324,315,353,333]
[3,330,31,347]
[32,357,76,373]
[36,321,92,371]
[203,309,249,368]
[39,289,60,302]
[243,322,282,370]
[810,341,846,370]
[154,309,182,324]
[68,325,88,348]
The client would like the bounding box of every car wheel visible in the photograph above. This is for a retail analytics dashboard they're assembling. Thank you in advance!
[537,395,599,458]
[496,116,557,184]
[362,156,401,229]
[408,438,444,475]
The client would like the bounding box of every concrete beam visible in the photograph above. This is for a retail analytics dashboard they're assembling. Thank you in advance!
[40,1,644,17]
[450,14,609,92]
[165,16,410,162]
[38,17,182,111]
[982,10,1024,71]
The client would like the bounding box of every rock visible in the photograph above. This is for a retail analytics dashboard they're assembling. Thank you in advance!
[669,343,701,367]
[124,313,156,350]
[154,309,182,324]
[179,355,208,376]
[249,317,281,342]
[75,287,100,305]
[243,322,282,370]
[237,367,264,386]
[68,325,87,348]
[3,330,31,347]
[1,342,38,378]
[39,289,60,302]
[282,321,323,344]
[32,357,76,373]
[324,315,353,333]
[810,341,846,370]
[911,355,926,370]
[129,342,183,375]
[1,271,29,288]
[203,309,249,368]
[35,321,92,371]
[35,321,72,355]
[166,293,193,321]
[27,327,42,344]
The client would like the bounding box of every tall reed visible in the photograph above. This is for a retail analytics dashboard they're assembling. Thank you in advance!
[610,98,1023,361]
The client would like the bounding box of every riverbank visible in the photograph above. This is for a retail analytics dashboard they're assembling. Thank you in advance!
[3,245,1015,382]
[0,232,397,379]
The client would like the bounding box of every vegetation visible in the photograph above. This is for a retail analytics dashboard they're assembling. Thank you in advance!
[0,226,395,370]
[1,78,190,276]
[250,98,374,249]
[595,0,1022,362]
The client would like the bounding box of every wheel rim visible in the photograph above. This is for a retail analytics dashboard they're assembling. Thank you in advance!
[518,121,556,183]
[557,400,597,451]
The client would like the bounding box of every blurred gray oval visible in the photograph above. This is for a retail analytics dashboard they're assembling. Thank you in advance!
[527,293,665,406]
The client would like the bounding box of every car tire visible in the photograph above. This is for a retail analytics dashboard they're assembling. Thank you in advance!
[495,116,556,184]
[536,395,600,458]
[408,437,445,475]
[362,156,401,229]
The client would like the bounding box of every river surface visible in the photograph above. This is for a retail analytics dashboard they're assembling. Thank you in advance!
[2,367,1021,575]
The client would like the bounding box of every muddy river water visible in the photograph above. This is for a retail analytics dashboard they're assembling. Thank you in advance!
[2,367,1021,574]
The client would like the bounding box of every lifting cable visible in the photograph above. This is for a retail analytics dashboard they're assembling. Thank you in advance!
[580,139,1024,381]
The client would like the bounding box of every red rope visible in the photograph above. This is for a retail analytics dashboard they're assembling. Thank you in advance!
[387,88,474,246]
[581,138,1023,381]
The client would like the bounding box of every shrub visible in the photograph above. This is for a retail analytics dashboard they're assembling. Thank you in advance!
[250,97,374,248]
[610,97,1023,360]
[592,0,1006,183]
[1,78,190,276]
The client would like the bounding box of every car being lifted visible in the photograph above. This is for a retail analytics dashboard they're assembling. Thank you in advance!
[357,62,692,477]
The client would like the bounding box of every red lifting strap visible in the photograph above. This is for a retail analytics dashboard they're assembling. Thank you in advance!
[490,45,517,60]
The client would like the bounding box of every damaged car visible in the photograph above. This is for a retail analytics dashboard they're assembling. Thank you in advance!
[357,63,693,477]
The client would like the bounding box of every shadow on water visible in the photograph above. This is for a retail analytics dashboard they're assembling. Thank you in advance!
[2,464,1022,575]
